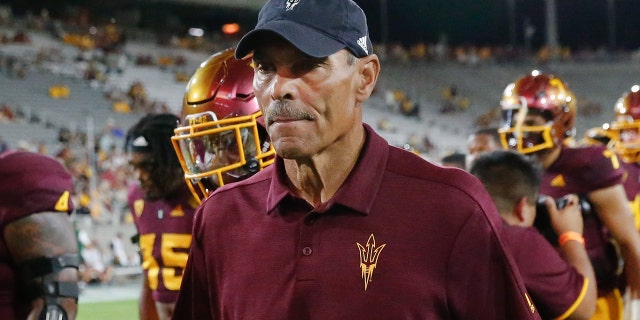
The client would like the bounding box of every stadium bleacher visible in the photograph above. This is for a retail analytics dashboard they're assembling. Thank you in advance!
[3,26,640,160]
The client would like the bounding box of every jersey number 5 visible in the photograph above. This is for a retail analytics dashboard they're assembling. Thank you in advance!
[139,233,192,291]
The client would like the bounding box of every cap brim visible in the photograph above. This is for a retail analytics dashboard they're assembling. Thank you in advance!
[235,20,345,59]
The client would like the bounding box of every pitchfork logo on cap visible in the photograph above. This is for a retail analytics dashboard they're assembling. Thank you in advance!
[285,0,300,11]
[356,233,386,291]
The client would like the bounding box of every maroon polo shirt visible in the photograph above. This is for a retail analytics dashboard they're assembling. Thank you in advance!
[173,124,540,320]
[128,184,198,303]
[540,145,624,295]
[505,225,587,319]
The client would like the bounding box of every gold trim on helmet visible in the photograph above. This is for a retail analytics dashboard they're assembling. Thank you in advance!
[172,111,275,204]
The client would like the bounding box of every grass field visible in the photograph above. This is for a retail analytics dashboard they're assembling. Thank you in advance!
[78,299,137,320]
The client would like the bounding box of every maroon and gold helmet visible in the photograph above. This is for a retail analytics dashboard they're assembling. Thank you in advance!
[171,48,275,203]
[498,71,576,154]
[610,85,640,162]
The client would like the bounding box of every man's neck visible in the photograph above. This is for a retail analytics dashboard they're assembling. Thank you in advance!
[284,127,365,207]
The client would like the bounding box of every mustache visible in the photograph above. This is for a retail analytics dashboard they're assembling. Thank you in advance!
[265,100,314,126]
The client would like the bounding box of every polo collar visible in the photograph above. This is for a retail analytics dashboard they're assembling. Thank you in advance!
[265,124,388,215]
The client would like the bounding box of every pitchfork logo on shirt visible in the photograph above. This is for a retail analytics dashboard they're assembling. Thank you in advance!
[356,233,386,291]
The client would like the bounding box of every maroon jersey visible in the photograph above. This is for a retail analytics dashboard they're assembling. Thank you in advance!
[128,184,198,303]
[540,145,624,294]
[0,151,74,319]
[621,161,640,230]
[505,225,588,319]
[0,205,37,319]
[173,124,540,320]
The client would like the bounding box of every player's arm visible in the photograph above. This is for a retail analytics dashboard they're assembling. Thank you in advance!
[589,184,640,299]
[545,195,597,319]
[4,212,79,320]
[140,274,160,320]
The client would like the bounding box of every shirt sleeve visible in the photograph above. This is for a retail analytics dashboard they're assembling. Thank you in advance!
[445,207,540,319]
[508,227,587,319]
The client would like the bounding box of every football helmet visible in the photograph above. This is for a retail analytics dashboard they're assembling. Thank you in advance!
[172,48,275,202]
[609,85,640,162]
[498,71,576,154]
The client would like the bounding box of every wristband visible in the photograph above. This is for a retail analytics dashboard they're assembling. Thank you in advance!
[558,231,585,247]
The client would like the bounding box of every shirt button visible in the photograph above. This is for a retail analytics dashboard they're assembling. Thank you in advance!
[302,246,313,256]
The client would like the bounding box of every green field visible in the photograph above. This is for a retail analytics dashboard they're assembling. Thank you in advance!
[78,299,138,320]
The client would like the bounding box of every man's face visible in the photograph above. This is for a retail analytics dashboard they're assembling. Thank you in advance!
[251,36,362,159]
[466,133,500,168]
[128,152,183,200]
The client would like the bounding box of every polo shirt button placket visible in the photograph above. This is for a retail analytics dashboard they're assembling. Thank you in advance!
[302,246,313,256]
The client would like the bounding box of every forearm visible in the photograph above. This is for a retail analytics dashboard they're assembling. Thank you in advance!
[560,240,597,319]
[620,243,640,298]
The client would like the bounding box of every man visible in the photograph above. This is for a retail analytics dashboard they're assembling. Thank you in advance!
[171,47,275,203]
[470,150,596,319]
[609,85,640,229]
[466,127,501,169]
[126,113,200,320]
[499,72,640,319]
[608,85,640,318]
[0,151,79,320]
[173,0,540,319]
[130,47,276,320]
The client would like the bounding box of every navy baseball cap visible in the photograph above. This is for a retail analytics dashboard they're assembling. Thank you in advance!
[0,151,74,223]
[235,0,373,59]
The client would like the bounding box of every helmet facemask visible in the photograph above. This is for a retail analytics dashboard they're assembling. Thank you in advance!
[610,86,640,163]
[498,73,576,155]
[172,111,275,202]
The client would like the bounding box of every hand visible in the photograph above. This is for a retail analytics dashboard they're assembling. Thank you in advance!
[546,194,583,235]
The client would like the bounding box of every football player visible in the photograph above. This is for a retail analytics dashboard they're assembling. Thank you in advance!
[127,47,276,320]
[126,113,197,320]
[609,86,640,228]
[608,85,640,318]
[499,71,640,319]
[171,47,275,204]
[0,151,79,320]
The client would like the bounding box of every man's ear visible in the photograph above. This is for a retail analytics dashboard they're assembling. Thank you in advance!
[513,196,529,223]
[355,54,380,103]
